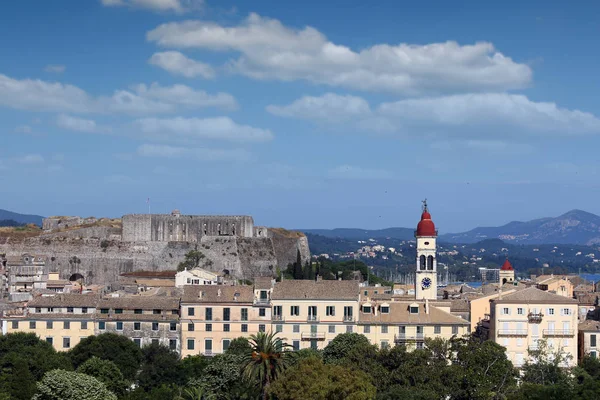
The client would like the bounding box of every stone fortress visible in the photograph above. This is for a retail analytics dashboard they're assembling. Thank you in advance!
[0,211,310,286]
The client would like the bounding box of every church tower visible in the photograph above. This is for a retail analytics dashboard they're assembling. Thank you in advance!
[415,200,438,300]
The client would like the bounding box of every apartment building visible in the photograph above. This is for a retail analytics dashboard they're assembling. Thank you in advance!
[358,300,470,350]
[578,320,600,360]
[180,285,270,357]
[489,287,578,367]
[270,279,360,351]
[2,293,98,351]
[96,296,181,352]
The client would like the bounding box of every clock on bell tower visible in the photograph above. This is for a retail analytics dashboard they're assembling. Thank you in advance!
[415,200,437,300]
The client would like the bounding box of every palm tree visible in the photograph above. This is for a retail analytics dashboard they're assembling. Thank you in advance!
[242,331,294,400]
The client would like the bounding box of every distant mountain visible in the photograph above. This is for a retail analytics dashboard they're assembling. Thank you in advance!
[0,209,44,226]
[440,210,600,246]
[301,227,415,241]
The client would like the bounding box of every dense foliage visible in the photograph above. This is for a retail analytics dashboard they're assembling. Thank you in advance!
[2,332,600,399]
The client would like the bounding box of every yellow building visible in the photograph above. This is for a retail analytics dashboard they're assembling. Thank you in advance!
[578,320,600,360]
[271,279,360,351]
[489,287,578,367]
[535,275,574,298]
[469,290,517,332]
[3,293,98,351]
[180,285,270,357]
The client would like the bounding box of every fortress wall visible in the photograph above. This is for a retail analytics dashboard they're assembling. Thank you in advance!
[122,215,152,242]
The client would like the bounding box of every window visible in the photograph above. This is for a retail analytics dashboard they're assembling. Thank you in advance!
[591,351,597,359]
[241,324,248,333]
[81,321,88,330]
[133,338,141,347]
[35,307,41,313]
[135,309,143,314]
[399,326,406,334]
[188,323,194,331]
[364,290,368,295]
[548,308,555,315]
[116,322,123,331]
[205,339,212,353]
[188,307,195,317]
[29,321,36,329]
[205,324,212,332]
[169,339,177,350]
[290,306,300,316]
[187,339,195,350]
[46,321,53,329]
[170,322,177,331]
[410,306,419,314]
[344,306,353,320]
[452,326,459,335]
[308,306,317,320]
[223,339,231,351]
[502,307,510,315]
[134,322,141,331]
[311,340,318,350]
[381,341,389,349]
[364,325,371,334]
[416,342,424,349]
[223,308,231,321]
[260,290,268,300]
[241,308,248,321]
[153,309,161,315]
[259,308,266,317]
[346,325,353,333]
[115,308,123,314]
[259,324,266,332]
[561,308,571,316]
[293,324,300,333]
[329,325,336,333]
[82,307,88,314]
[205,308,212,321]
[517,308,524,315]
[293,340,300,351]
[63,321,70,329]
[224,324,230,332]
[381,306,390,314]
[152,322,159,331]
[67,307,74,313]
[591,334,597,347]
[434,325,441,334]
[99,321,106,330]
[381,325,388,334]
[100,308,109,314]
[46,337,53,345]
[172,310,178,315]
[63,337,70,349]
[417,326,424,334]
[363,305,372,313]
[326,306,335,316]
[276,324,283,333]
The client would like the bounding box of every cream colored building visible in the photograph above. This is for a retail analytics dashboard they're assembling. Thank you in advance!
[578,320,600,360]
[175,268,221,288]
[535,275,574,298]
[469,290,517,332]
[2,293,98,351]
[489,287,578,367]
[180,285,270,357]
[271,279,360,351]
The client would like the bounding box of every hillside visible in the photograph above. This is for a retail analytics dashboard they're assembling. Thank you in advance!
[0,209,44,226]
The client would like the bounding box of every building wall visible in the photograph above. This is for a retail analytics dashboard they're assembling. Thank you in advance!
[415,236,437,300]
[579,331,600,360]
[469,291,517,332]
[5,317,95,351]
[98,320,180,352]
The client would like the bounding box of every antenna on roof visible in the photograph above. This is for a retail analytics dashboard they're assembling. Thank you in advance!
[422,198,428,212]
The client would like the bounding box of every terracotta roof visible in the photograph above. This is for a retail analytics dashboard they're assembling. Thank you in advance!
[120,270,176,278]
[358,302,468,325]
[579,320,600,332]
[271,280,360,301]
[46,280,70,287]
[135,279,175,287]
[416,208,436,237]
[182,285,254,303]
[28,294,100,308]
[253,277,274,290]
[98,296,179,310]
[27,313,95,320]
[492,287,578,304]
[450,298,470,312]
[96,313,179,322]
[500,259,514,271]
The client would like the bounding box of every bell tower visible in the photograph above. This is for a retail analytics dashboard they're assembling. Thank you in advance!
[415,200,437,300]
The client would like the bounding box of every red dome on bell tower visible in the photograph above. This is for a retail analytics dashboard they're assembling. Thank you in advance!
[416,200,437,237]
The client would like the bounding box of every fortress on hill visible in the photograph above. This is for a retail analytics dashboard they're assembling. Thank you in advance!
[0,211,310,286]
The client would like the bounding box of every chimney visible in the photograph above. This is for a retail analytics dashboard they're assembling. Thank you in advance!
[217,289,222,297]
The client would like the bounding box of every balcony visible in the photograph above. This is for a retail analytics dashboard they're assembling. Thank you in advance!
[272,315,284,321]
[253,299,271,306]
[307,315,319,322]
[301,332,325,341]
[543,329,574,337]
[527,312,544,323]
[497,330,528,337]
[394,333,425,343]
[343,315,354,322]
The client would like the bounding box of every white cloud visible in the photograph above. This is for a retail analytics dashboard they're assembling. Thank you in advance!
[147,13,531,94]
[16,154,45,164]
[0,73,236,115]
[267,93,370,123]
[137,143,251,161]
[14,125,32,134]
[44,64,66,73]
[149,51,214,78]
[56,114,110,133]
[133,116,273,142]
[101,0,203,13]
[328,165,393,180]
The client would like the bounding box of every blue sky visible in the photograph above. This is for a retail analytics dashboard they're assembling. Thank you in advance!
[1,0,600,232]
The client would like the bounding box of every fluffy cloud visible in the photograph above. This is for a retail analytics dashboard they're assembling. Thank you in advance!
[149,51,215,78]
[56,114,109,133]
[0,73,236,114]
[133,116,273,142]
[101,0,203,13]
[44,64,66,73]
[137,143,250,161]
[147,13,531,94]
[328,165,394,180]
[267,93,370,123]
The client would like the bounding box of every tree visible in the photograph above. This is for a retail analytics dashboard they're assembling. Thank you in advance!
[192,353,258,400]
[76,356,128,396]
[322,333,372,364]
[33,369,117,400]
[242,331,294,400]
[225,337,252,356]
[302,261,313,280]
[137,343,183,392]
[178,248,206,271]
[268,357,376,400]
[522,339,572,386]
[68,333,142,381]
[292,249,303,279]
[180,355,209,383]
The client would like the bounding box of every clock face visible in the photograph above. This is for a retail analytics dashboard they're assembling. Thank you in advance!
[421,277,432,289]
